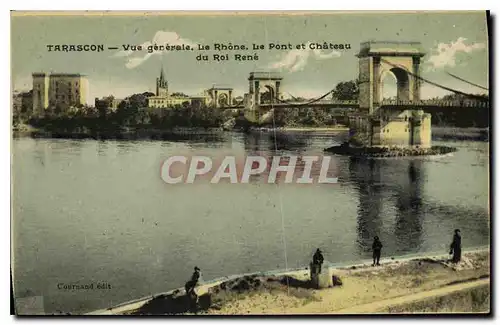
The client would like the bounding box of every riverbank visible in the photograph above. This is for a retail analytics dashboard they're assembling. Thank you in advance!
[12,125,350,140]
[12,125,488,142]
[252,126,349,133]
[432,127,489,141]
[12,127,227,141]
[87,248,490,315]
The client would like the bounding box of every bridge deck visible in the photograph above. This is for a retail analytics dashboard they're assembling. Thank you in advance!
[224,99,489,110]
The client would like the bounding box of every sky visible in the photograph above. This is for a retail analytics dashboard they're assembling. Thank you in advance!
[11,11,489,103]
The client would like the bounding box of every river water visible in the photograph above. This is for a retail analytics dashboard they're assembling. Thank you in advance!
[11,131,490,314]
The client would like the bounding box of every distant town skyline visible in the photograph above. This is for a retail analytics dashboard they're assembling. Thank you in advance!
[11,12,489,104]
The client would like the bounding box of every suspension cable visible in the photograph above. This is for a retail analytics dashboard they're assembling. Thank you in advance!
[445,71,489,91]
[379,58,488,101]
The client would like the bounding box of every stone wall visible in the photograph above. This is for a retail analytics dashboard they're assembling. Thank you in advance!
[371,108,432,148]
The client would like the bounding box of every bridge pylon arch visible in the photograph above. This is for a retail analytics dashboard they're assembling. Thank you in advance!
[244,71,283,123]
[357,41,426,114]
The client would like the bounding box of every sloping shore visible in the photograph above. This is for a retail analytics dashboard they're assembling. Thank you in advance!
[87,248,490,315]
[432,127,489,141]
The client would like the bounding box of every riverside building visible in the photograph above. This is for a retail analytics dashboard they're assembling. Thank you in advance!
[32,73,88,114]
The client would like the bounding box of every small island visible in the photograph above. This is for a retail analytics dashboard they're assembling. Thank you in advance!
[325,141,457,158]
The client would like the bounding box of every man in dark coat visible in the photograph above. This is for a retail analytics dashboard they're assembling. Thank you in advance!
[313,248,324,274]
[372,236,383,266]
[449,229,462,263]
[185,266,201,296]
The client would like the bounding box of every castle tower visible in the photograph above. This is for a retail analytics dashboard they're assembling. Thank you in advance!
[32,73,49,114]
[156,66,168,97]
[32,72,87,114]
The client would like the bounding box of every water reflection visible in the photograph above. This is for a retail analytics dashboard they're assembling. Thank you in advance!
[116,141,136,156]
[269,132,310,152]
[161,132,227,148]
[242,132,312,184]
[49,139,84,157]
[393,161,425,253]
[350,155,489,257]
[32,141,47,168]
[244,132,265,154]
[350,158,384,252]
[242,133,273,183]
[350,158,428,254]
[96,140,110,156]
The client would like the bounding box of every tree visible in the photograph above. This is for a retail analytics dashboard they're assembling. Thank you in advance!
[273,107,299,126]
[298,109,328,126]
[442,93,466,101]
[332,80,359,100]
[441,93,488,101]
[134,110,151,125]
[114,92,154,125]
[82,105,98,117]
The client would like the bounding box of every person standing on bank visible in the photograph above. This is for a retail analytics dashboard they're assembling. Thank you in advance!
[449,229,462,263]
[372,236,383,266]
[184,266,201,296]
[313,248,324,274]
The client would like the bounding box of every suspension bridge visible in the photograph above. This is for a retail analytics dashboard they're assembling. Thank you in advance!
[212,41,488,148]
[219,68,488,112]
[216,41,488,112]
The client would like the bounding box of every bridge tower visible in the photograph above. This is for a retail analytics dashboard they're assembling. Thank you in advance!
[244,72,283,123]
[205,86,233,108]
[358,41,425,114]
[354,41,431,148]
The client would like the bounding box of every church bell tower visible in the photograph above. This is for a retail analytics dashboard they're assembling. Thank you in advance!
[156,66,168,97]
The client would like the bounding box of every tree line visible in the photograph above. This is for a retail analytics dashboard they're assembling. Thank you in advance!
[16,92,234,133]
[13,80,490,131]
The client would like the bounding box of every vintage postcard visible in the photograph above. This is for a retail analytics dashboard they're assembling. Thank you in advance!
[11,11,490,315]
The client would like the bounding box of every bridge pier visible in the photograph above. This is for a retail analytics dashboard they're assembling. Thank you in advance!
[243,105,276,124]
[349,107,431,148]
[244,105,259,123]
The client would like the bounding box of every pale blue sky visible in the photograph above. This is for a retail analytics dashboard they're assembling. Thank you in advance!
[11,12,489,102]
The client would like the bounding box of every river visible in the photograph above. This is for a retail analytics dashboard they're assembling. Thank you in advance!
[11,131,490,314]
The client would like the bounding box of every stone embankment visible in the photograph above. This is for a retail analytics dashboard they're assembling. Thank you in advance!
[87,248,489,315]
